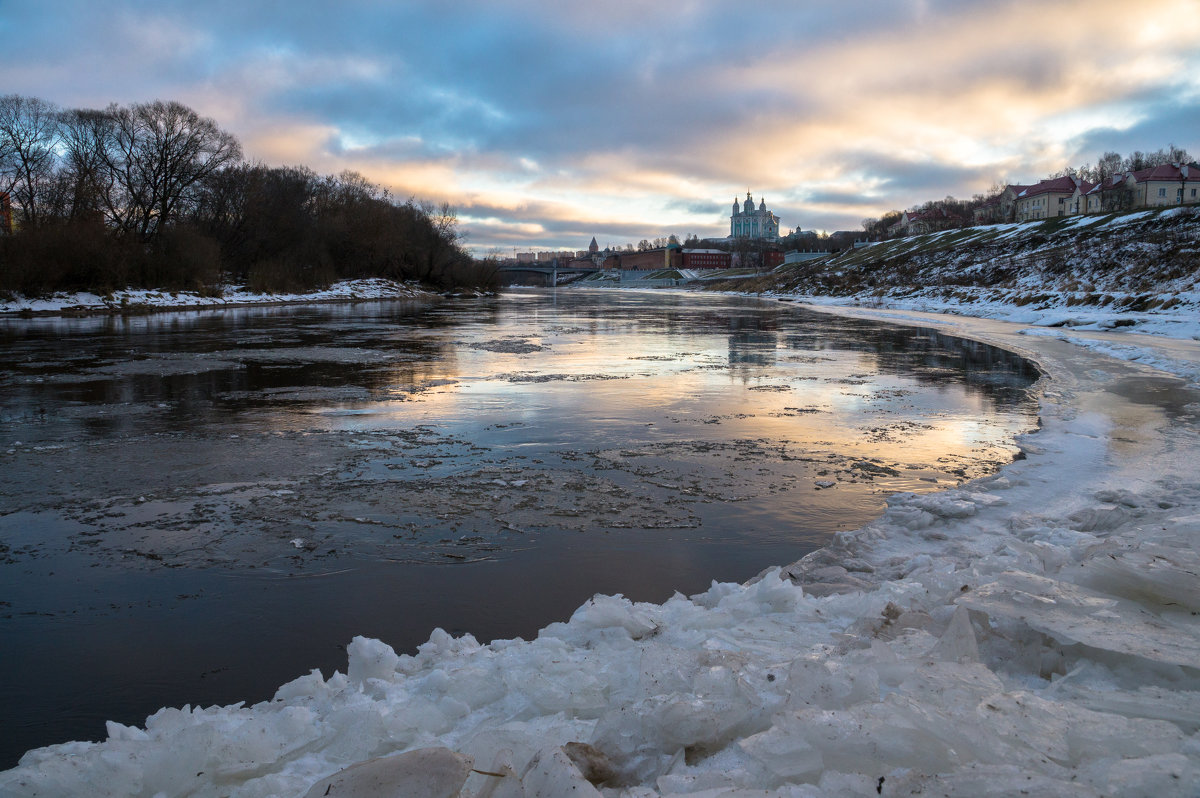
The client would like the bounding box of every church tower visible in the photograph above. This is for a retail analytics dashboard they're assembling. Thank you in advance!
[730,191,781,241]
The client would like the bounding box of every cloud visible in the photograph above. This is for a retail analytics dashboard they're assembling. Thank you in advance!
[3,0,1199,249]
[1065,84,1200,164]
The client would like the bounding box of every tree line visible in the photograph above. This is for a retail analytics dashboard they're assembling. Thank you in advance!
[860,144,1195,240]
[1049,144,1193,184]
[0,94,496,297]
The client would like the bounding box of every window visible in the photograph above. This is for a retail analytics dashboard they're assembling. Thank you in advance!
[1158,188,1167,197]
[1192,188,1197,198]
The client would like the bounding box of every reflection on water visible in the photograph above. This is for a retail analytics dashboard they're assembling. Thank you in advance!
[0,290,1039,766]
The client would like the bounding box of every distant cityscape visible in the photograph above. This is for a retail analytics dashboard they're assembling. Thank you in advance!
[498,146,1199,273]
[499,192,836,273]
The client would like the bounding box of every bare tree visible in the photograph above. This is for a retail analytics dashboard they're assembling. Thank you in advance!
[55,108,116,222]
[421,201,465,283]
[1165,143,1192,164]
[100,100,242,241]
[0,94,61,227]
[1093,151,1123,182]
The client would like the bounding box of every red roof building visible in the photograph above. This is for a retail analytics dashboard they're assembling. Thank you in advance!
[1131,163,1200,208]
[1084,164,1200,213]
[1015,176,1093,221]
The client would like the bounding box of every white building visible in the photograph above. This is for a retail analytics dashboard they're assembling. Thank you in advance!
[730,192,781,241]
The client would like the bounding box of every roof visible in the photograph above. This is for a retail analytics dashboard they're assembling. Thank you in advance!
[1017,175,1092,198]
[1086,174,1129,195]
[1132,163,1200,183]
[1083,164,1200,194]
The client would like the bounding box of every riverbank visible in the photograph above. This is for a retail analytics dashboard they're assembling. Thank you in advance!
[776,290,1200,342]
[712,205,1200,342]
[3,301,1200,796]
[0,278,440,316]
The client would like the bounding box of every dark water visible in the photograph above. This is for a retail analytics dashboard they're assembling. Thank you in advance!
[0,290,1039,767]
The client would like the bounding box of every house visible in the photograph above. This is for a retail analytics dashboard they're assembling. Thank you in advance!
[1132,163,1200,207]
[1082,163,1200,213]
[1067,181,1091,215]
[1084,173,1138,213]
[974,185,1030,224]
[1014,176,1092,221]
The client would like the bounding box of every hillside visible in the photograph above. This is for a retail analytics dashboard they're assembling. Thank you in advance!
[712,206,1200,335]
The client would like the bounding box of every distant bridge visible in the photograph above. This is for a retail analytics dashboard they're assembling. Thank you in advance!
[496,261,601,287]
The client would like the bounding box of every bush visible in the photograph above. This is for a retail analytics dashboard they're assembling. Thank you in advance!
[0,220,128,296]
[247,257,336,294]
[138,225,223,292]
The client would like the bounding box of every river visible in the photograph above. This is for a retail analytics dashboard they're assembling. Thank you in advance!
[0,289,1038,766]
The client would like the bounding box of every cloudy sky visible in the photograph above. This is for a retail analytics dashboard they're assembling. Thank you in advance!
[4,0,1199,253]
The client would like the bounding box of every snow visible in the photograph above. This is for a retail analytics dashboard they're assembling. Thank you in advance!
[5,299,1200,796]
[764,208,1200,345]
[0,278,435,315]
[1061,214,1106,229]
[793,290,1200,341]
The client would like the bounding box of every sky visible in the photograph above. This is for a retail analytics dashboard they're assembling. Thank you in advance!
[3,0,1199,254]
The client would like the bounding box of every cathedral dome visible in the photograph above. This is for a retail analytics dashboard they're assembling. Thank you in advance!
[730,189,781,242]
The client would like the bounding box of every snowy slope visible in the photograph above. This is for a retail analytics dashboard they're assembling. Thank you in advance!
[4,305,1200,797]
[743,206,1200,339]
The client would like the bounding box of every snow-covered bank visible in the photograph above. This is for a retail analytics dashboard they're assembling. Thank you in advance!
[744,205,1200,341]
[787,289,1200,341]
[4,306,1200,797]
[0,278,436,316]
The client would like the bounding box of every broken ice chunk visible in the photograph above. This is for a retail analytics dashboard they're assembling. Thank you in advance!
[1075,540,1200,611]
[959,571,1200,667]
[521,746,604,797]
[302,747,473,798]
[346,635,400,687]
[927,605,980,664]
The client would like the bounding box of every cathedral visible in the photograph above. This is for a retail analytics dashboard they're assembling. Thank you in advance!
[730,192,780,240]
